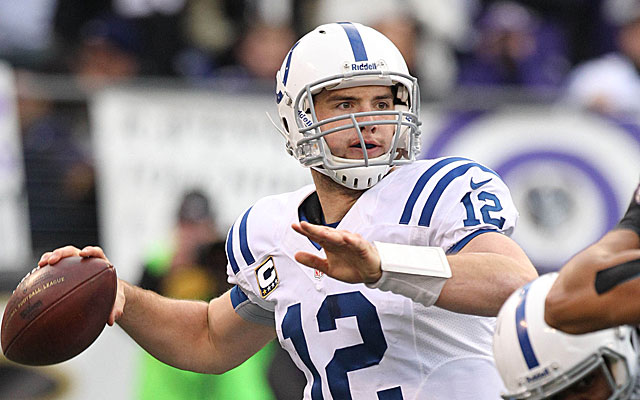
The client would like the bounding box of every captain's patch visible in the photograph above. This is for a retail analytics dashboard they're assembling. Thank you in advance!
[255,257,279,298]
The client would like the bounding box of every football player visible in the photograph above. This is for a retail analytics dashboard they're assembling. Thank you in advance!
[544,181,640,335]
[39,22,537,399]
[493,273,638,399]
[492,181,640,399]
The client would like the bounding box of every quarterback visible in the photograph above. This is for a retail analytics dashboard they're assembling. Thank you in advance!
[39,22,537,399]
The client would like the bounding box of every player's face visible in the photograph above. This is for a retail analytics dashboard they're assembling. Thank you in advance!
[549,367,613,400]
[313,85,395,160]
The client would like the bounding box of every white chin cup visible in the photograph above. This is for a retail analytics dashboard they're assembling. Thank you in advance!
[313,163,391,190]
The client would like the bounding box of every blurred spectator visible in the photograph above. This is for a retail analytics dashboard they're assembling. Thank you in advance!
[70,14,143,91]
[177,1,297,87]
[211,22,296,89]
[457,1,569,89]
[0,0,60,71]
[17,71,99,257]
[138,190,222,297]
[54,0,185,76]
[175,0,242,77]
[561,0,640,116]
[497,0,609,66]
[311,0,474,98]
[136,189,278,400]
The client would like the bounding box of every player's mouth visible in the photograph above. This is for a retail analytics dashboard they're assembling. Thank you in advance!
[349,141,382,158]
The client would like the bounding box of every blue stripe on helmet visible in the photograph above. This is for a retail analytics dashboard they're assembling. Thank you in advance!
[276,41,299,104]
[338,22,368,62]
[239,207,255,265]
[282,41,299,85]
[515,282,540,369]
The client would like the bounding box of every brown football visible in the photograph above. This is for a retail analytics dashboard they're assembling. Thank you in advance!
[1,256,117,365]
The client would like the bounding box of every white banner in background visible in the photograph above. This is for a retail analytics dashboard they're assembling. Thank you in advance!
[421,107,640,272]
[91,88,311,281]
[0,62,31,270]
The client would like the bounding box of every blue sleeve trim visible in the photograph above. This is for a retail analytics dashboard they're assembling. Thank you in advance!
[446,228,498,254]
[230,285,275,327]
[239,207,255,265]
[400,157,471,225]
[226,226,239,274]
[230,285,249,308]
[419,162,499,227]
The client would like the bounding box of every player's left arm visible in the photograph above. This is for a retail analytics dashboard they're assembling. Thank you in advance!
[292,222,537,316]
[293,165,538,316]
[438,231,537,316]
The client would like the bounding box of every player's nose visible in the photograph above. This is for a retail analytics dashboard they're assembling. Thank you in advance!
[355,113,378,134]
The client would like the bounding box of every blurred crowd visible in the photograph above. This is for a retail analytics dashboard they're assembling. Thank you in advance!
[3,0,640,275]
[0,0,636,93]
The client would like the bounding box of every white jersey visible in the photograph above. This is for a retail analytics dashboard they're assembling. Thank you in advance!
[226,157,518,400]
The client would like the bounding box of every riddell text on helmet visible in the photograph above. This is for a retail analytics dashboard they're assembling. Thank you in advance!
[351,62,378,71]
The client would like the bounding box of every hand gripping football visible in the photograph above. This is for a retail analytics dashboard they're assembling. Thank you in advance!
[1,257,117,365]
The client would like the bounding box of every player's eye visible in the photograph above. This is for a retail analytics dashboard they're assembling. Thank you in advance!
[375,101,391,110]
[337,102,352,110]
[573,373,596,390]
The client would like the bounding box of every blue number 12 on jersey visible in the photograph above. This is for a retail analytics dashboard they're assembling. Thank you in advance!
[281,291,404,400]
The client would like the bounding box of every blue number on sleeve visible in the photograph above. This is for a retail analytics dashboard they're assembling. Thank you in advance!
[461,192,481,226]
[478,192,506,229]
[460,191,505,229]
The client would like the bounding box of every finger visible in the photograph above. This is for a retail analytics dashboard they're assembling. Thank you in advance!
[48,245,82,265]
[294,251,328,271]
[108,308,122,326]
[292,221,326,238]
[295,222,346,246]
[38,252,53,267]
[79,246,110,263]
[343,234,373,255]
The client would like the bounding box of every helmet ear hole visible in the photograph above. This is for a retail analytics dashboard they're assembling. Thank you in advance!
[281,118,289,133]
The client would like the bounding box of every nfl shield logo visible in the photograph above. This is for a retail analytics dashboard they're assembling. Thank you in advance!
[314,269,324,279]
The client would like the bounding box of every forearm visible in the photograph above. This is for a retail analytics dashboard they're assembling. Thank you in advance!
[116,280,220,372]
[545,229,640,333]
[436,251,538,316]
[369,233,536,316]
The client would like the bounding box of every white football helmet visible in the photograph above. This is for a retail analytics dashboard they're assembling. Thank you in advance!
[274,22,421,190]
[493,273,639,399]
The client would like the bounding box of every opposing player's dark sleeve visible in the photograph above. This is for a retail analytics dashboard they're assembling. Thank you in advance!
[616,187,640,236]
[595,258,640,294]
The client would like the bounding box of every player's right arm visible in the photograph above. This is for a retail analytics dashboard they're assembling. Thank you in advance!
[544,184,640,334]
[544,228,640,334]
[38,245,276,374]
